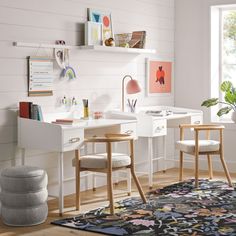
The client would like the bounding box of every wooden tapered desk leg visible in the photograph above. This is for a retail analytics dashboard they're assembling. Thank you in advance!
[148,137,153,189]
[58,152,64,216]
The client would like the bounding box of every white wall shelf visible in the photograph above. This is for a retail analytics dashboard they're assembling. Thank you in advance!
[13,41,78,49]
[78,45,156,54]
[13,42,156,54]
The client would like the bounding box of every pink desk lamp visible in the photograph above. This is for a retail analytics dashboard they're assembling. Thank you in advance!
[122,75,141,111]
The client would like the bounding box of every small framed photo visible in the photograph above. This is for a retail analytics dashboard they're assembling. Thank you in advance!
[85,21,103,46]
[146,58,173,96]
[88,8,114,45]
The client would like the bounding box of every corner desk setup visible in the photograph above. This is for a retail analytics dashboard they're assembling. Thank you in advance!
[17,106,202,215]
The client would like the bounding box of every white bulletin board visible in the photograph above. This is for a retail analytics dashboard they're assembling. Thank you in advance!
[28,57,54,96]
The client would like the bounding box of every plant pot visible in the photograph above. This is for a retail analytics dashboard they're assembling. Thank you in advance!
[231,111,236,123]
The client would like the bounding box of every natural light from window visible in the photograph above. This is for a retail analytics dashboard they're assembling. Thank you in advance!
[211,6,236,122]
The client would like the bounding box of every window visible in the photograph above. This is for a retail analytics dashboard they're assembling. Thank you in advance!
[211,6,236,122]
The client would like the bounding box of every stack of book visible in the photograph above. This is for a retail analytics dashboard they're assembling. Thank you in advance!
[19,102,43,121]
[51,118,85,125]
[51,119,73,125]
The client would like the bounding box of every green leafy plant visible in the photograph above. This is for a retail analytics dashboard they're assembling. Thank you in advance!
[201,81,236,116]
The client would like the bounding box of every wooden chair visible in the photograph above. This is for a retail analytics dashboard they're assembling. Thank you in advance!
[176,124,232,188]
[73,133,147,214]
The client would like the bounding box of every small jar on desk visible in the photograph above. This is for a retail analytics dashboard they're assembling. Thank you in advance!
[93,111,103,119]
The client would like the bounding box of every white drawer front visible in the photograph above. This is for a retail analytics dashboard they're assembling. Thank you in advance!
[63,128,84,151]
[120,123,137,137]
[153,119,167,137]
[191,115,202,125]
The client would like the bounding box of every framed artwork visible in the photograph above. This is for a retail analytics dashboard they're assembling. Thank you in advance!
[88,8,114,45]
[146,58,173,96]
[85,21,103,46]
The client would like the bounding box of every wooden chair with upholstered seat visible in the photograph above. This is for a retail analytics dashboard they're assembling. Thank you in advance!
[73,133,147,214]
[175,124,232,188]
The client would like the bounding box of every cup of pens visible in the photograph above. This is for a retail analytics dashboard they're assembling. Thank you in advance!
[82,99,89,119]
[127,99,137,113]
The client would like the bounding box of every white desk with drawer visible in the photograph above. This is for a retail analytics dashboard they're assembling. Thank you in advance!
[107,106,203,188]
[17,115,137,215]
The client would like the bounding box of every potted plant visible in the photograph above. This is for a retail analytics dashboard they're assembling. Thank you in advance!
[201,81,236,122]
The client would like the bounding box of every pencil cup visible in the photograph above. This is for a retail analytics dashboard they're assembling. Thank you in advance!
[83,107,89,118]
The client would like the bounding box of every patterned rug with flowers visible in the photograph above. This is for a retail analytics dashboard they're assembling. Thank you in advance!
[52,179,236,235]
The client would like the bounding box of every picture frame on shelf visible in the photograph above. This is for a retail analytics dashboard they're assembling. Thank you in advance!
[146,58,173,96]
[85,21,103,46]
[88,8,114,45]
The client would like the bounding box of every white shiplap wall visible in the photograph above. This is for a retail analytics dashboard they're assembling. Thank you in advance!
[0,0,175,196]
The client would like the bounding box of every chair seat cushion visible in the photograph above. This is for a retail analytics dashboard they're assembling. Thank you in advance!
[72,153,131,169]
[175,140,220,153]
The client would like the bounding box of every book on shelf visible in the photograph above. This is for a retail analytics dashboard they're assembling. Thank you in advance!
[128,31,146,49]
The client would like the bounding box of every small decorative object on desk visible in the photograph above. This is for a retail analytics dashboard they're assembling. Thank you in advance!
[82,99,89,119]
[93,111,103,119]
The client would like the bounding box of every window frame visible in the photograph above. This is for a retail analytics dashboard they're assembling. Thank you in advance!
[211,5,236,123]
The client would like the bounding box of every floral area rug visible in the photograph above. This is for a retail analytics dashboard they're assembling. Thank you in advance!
[51,179,236,235]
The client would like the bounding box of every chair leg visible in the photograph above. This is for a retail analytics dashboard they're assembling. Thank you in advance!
[75,150,80,211]
[219,152,232,187]
[207,155,213,179]
[107,171,114,214]
[179,151,184,181]
[129,139,146,203]
[127,170,131,196]
[131,168,147,203]
[195,155,199,188]
[92,173,96,191]
[107,143,114,214]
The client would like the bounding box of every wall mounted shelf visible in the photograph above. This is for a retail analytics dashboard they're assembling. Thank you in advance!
[78,45,156,54]
[13,42,156,54]
[13,41,78,49]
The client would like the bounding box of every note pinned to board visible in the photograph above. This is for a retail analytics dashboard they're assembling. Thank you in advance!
[28,57,54,96]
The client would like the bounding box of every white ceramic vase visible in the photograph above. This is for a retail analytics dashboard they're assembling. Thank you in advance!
[231,111,236,123]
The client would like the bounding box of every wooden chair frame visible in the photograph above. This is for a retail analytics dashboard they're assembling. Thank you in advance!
[74,133,147,215]
[178,124,232,188]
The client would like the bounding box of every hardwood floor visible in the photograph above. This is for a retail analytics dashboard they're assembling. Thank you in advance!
[0,168,235,236]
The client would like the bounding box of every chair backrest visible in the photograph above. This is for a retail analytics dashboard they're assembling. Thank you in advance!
[179,124,224,141]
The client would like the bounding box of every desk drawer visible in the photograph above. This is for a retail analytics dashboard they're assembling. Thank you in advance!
[120,123,137,137]
[153,119,167,137]
[63,128,84,152]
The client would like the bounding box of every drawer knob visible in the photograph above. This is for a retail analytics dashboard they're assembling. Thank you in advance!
[69,137,81,143]
[194,120,200,124]
[125,130,133,135]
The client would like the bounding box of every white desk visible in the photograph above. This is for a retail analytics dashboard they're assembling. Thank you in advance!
[106,106,203,188]
[18,116,137,215]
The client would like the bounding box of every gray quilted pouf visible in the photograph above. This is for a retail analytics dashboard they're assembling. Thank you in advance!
[0,166,48,226]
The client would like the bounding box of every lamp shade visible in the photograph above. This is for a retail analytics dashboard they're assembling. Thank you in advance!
[126,79,141,94]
